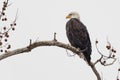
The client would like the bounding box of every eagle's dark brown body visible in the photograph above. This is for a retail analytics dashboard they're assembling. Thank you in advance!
[66,18,92,63]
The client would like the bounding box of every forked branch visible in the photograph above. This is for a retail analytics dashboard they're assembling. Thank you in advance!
[93,39,117,66]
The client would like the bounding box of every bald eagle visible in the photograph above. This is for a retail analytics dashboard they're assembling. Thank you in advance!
[66,12,92,63]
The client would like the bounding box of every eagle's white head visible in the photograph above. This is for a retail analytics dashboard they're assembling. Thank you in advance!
[66,12,80,20]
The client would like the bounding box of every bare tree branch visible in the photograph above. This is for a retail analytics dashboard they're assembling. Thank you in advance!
[89,63,101,80]
[0,40,83,60]
[0,40,101,80]
[94,39,117,66]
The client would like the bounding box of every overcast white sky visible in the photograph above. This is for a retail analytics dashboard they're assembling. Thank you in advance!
[0,0,120,80]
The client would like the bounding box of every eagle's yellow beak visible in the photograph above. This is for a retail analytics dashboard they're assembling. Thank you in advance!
[66,15,71,19]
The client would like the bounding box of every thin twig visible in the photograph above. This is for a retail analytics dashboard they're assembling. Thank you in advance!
[65,49,76,57]
[53,32,57,41]
[95,39,117,66]
[94,55,103,66]
[95,41,108,57]
[100,58,117,66]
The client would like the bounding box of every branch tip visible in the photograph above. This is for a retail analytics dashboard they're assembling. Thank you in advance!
[27,39,32,51]
[53,32,57,41]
